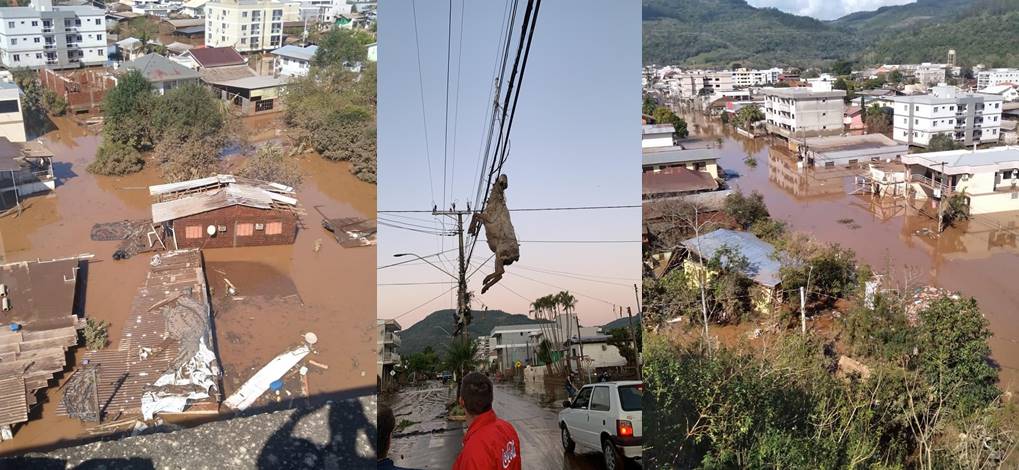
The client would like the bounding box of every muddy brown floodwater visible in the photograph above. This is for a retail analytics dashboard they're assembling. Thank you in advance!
[678,111,1019,391]
[0,115,376,456]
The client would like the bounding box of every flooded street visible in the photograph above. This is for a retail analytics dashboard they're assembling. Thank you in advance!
[0,115,376,456]
[387,381,632,469]
[679,111,1019,390]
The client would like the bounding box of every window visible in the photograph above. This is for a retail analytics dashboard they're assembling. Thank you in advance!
[236,223,254,236]
[31,21,37,27]
[12,54,18,62]
[590,387,611,412]
[6,22,13,29]
[34,53,40,59]
[33,37,38,43]
[97,34,102,40]
[265,221,283,235]
[571,387,592,409]
[185,225,203,239]
[618,385,643,412]
[9,39,15,45]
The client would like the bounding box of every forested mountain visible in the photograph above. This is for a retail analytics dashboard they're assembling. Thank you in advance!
[643,0,1019,68]
[398,309,545,356]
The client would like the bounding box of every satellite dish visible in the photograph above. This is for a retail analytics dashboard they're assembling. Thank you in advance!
[206,225,216,236]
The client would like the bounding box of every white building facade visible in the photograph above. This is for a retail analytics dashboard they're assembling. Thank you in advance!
[763,84,847,139]
[0,0,106,69]
[0,82,26,142]
[205,0,299,53]
[890,85,1003,147]
[731,67,781,88]
[902,146,1019,215]
[977,68,1019,89]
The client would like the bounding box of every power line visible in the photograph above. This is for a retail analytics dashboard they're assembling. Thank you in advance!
[442,0,452,211]
[377,221,454,236]
[410,0,436,205]
[450,0,466,210]
[504,269,617,307]
[377,248,460,270]
[378,204,639,214]
[393,287,457,320]
[378,281,454,286]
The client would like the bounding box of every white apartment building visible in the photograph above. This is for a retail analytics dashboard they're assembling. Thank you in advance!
[977,68,1019,89]
[763,84,846,139]
[0,82,26,142]
[730,67,782,88]
[641,123,674,148]
[670,70,733,98]
[377,319,401,379]
[205,0,299,53]
[0,0,106,69]
[890,84,1003,147]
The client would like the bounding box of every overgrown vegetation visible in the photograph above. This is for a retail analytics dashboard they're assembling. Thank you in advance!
[729,104,763,131]
[645,95,689,140]
[12,69,66,136]
[83,318,110,351]
[89,73,232,180]
[239,145,303,188]
[284,28,377,183]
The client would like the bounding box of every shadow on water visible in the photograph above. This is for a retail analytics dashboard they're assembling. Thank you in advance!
[51,161,78,187]
[0,387,378,470]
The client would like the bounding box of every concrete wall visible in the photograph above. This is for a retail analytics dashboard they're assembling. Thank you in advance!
[170,204,298,249]
[205,0,299,52]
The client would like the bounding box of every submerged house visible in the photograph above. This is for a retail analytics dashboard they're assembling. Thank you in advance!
[0,256,85,440]
[58,249,221,422]
[0,138,55,209]
[149,175,301,249]
[901,146,1019,215]
[681,229,782,314]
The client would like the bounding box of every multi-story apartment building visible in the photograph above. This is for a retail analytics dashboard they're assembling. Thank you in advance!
[977,68,1019,89]
[671,70,733,98]
[763,84,846,139]
[205,0,299,53]
[890,85,1003,147]
[730,67,782,88]
[0,0,106,69]
[377,319,401,381]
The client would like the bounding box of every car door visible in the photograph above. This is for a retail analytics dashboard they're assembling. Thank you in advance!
[586,385,613,445]
[565,386,594,449]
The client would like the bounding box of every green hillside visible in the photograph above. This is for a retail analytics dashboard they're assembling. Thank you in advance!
[398,309,547,356]
[643,0,1019,68]
[642,0,859,68]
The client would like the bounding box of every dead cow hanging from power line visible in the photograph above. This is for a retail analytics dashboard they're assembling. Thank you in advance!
[471,174,520,293]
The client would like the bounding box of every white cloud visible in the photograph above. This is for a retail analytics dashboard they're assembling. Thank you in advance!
[746,0,916,21]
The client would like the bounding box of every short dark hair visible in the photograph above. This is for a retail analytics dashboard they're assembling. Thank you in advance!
[460,372,493,415]
[378,404,395,459]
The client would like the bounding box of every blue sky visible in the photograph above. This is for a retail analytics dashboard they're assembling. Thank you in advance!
[746,0,914,20]
[377,0,641,328]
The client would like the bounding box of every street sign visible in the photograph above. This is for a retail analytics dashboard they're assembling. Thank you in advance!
[389,370,396,376]
[514,360,522,368]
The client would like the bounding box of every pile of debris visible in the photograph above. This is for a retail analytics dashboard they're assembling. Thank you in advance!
[904,286,960,326]
[90,219,163,260]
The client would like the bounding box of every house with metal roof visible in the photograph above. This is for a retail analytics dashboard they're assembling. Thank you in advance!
[642,123,675,148]
[120,53,201,95]
[270,44,318,77]
[901,146,1019,215]
[642,145,722,179]
[681,229,783,314]
[149,175,301,249]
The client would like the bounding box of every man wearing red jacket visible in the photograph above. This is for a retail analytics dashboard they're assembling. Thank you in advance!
[452,372,522,470]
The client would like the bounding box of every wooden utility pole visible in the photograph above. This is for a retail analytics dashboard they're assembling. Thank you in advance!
[433,205,474,338]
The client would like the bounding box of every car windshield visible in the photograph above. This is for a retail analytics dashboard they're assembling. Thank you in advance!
[617,384,642,411]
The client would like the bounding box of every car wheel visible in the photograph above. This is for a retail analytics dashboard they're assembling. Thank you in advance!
[602,438,623,470]
[560,425,575,453]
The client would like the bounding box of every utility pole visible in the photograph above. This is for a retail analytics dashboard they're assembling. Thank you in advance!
[433,204,474,338]
[631,283,642,379]
[937,161,947,233]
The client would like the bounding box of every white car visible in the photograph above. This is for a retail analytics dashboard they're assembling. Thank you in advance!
[558,380,643,469]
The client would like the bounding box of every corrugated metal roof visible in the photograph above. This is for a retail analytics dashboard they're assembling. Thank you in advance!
[189,47,245,68]
[681,229,782,287]
[124,53,201,83]
[151,184,297,223]
[642,146,721,167]
[271,45,318,61]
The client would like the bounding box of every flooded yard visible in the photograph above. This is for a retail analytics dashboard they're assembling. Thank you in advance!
[0,116,376,455]
[679,111,1019,390]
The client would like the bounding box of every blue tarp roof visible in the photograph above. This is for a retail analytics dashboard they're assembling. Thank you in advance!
[681,229,781,287]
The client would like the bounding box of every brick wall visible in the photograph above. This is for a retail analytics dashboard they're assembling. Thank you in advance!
[170,205,298,249]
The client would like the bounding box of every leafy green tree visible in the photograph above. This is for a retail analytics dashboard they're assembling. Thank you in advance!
[731,104,764,130]
[831,60,853,76]
[149,84,226,143]
[103,70,154,151]
[153,129,224,183]
[780,243,859,312]
[923,133,963,153]
[312,28,372,67]
[652,106,689,140]
[865,104,891,134]
[723,190,769,230]
[642,94,657,116]
[607,328,641,367]
[914,296,999,415]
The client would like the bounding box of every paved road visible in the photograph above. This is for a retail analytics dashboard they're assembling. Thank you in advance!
[388,382,640,469]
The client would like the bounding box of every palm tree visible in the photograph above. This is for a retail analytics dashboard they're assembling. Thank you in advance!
[444,336,480,401]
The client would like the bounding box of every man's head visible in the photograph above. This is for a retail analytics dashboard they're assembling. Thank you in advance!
[458,372,494,417]
[378,404,395,460]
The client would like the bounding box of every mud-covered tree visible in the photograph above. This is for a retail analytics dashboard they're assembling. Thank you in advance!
[865,104,891,134]
[239,145,303,187]
[154,129,224,183]
[149,84,227,143]
[88,140,144,176]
